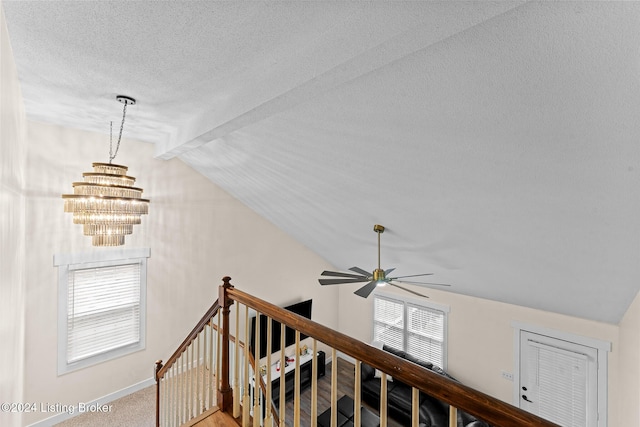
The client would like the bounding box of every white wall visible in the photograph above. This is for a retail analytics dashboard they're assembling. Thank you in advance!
[618,290,640,426]
[21,121,336,425]
[338,284,628,426]
[0,3,26,426]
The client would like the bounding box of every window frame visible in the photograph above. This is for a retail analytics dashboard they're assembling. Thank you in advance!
[372,289,449,369]
[54,248,150,375]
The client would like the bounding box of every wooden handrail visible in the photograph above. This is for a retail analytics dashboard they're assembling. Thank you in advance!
[157,299,220,379]
[226,286,559,427]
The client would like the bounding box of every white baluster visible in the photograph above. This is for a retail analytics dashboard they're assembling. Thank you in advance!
[279,323,286,426]
[380,372,388,427]
[449,405,458,427]
[243,306,250,427]
[412,387,419,427]
[294,331,301,427]
[264,316,273,427]
[354,360,361,427]
[253,310,261,427]
[331,348,337,427]
[311,339,318,427]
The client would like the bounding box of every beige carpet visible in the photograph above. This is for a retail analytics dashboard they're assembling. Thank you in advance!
[55,385,155,427]
[54,364,214,427]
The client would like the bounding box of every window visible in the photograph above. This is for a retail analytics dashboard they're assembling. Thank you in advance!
[373,291,448,368]
[55,248,150,374]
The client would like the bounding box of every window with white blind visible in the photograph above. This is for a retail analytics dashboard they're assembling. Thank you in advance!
[55,248,149,375]
[373,291,448,368]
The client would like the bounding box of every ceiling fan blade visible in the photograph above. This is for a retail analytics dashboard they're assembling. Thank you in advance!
[321,270,368,279]
[349,266,372,277]
[319,277,370,286]
[384,268,396,276]
[354,280,379,298]
[388,282,430,299]
[396,280,451,287]
[389,273,434,280]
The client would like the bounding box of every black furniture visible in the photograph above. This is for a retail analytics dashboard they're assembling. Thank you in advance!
[360,345,490,427]
[257,350,326,410]
[273,350,325,406]
[317,395,380,427]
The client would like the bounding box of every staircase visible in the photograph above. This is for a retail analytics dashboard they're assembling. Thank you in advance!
[155,277,559,427]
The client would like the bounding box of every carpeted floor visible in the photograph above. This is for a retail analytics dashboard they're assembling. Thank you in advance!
[55,385,155,427]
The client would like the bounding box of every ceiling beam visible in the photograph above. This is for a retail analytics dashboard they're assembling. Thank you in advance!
[154,1,526,160]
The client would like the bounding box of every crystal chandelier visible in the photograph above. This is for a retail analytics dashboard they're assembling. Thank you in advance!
[62,96,150,246]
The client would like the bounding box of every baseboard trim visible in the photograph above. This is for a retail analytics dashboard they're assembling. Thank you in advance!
[336,351,356,365]
[26,377,155,427]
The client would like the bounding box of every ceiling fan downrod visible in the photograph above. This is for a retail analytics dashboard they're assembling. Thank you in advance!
[374,224,385,282]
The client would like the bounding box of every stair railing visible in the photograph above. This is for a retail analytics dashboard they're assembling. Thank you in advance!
[157,277,560,427]
[154,298,221,426]
[155,277,278,427]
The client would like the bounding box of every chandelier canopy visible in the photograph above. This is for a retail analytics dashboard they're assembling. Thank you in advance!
[62,96,150,246]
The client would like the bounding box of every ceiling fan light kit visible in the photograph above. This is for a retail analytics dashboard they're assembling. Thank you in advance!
[61,96,150,246]
[319,224,450,299]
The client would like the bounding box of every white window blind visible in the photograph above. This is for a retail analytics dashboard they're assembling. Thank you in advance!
[55,248,149,375]
[373,293,447,367]
[527,340,588,426]
[373,297,404,350]
[407,302,445,365]
[67,262,141,363]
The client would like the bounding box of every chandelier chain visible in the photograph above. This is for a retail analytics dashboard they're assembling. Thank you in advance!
[109,100,128,163]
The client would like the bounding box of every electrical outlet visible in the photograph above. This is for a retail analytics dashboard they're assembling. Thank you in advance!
[501,371,514,381]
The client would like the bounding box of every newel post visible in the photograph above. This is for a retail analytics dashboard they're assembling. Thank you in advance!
[217,276,234,412]
[154,359,163,427]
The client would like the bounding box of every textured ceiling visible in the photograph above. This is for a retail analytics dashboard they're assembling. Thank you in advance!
[4,1,640,324]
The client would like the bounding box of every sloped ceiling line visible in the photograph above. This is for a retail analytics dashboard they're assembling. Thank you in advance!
[155,1,528,160]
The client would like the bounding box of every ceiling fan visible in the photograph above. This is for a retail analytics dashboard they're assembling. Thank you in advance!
[319,224,450,299]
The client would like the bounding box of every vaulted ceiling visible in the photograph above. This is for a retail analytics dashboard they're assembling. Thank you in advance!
[4,1,640,324]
